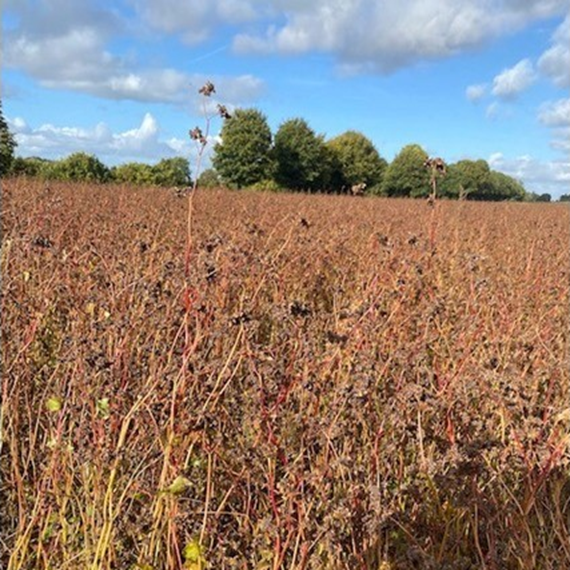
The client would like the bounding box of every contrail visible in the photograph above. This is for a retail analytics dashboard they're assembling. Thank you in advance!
[188,45,228,64]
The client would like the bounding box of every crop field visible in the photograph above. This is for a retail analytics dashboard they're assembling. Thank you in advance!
[1,178,569,569]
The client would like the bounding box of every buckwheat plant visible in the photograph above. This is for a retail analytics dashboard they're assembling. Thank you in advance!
[186,81,231,275]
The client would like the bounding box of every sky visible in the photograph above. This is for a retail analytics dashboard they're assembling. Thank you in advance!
[2,0,569,197]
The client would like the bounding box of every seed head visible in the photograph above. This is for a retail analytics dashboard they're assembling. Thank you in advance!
[189,126,207,145]
[217,104,231,120]
[424,157,447,175]
[199,81,216,97]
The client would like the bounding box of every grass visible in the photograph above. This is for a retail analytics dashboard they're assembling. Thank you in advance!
[1,178,569,569]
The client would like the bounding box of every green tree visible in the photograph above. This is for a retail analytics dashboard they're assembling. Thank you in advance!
[273,118,330,192]
[536,192,552,202]
[151,157,191,187]
[46,152,110,183]
[327,130,387,193]
[0,101,17,177]
[440,161,525,201]
[196,168,221,189]
[111,162,155,185]
[488,171,526,201]
[381,144,429,198]
[559,194,570,202]
[440,159,492,200]
[11,156,52,178]
[212,108,273,189]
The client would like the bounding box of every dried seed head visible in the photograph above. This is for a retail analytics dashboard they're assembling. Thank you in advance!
[217,104,231,120]
[189,127,207,145]
[199,81,216,97]
[424,157,447,175]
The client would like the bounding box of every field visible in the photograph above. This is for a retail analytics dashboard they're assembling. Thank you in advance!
[1,178,569,569]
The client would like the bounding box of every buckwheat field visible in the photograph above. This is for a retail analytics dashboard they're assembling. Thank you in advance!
[2,179,569,569]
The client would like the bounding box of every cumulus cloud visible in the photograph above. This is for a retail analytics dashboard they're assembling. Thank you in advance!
[8,114,193,165]
[467,14,567,115]
[491,59,537,99]
[4,0,121,81]
[4,0,265,106]
[131,0,260,44]
[537,98,570,153]
[126,0,570,73]
[538,14,570,87]
[489,151,570,198]
[7,32,263,105]
[466,83,487,102]
[477,16,570,196]
[6,0,569,100]
[538,97,570,127]
[231,0,568,73]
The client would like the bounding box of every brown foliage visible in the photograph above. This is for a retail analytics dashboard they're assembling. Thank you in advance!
[2,179,569,569]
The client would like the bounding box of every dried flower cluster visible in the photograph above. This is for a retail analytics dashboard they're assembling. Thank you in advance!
[2,179,569,569]
[424,157,447,175]
[188,84,231,151]
[199,80,216,97]
[189,126,207,145]
[217,104,231,120]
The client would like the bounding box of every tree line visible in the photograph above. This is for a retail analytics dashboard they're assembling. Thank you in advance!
[9,153,191,188]
[210,109,555,202]
[0,100,559,201]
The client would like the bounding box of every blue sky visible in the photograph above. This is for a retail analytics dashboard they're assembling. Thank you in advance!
[2,0,569,196]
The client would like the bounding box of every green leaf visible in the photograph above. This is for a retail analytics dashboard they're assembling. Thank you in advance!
[96,397,110,418]
[163,475,191,495]
[46,397,62,413]
[183,539,202,562]
[183,538,207,569]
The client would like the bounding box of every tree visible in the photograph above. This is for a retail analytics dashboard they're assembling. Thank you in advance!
[488,171,526,201]
[440,161,525,201]
[381,144,429,198]
[0,100,17,177]
[46,152,110,183]
[151,157,191,187]
[440,159,493,200]
[559,194,570,202]
[111,162,155,186]
[536,193,552,202]
[327,130,387,193]
[439,160,486,200]
[11,156,52,178]
[111,158,191,187]
[196,168,221,189]
[212,108,273,189]
[273,118,330,191]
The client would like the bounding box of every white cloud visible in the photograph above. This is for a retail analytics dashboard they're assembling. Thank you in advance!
[8,114,193,165]
[491,59,537,99]
[538,14,570,87]
[4,0,265,106]
[473,15,568,104]
[466,83,487,102]
[537,98,570,154]
[231,0,568,73]
[132,0,260,44]
[489,151,570,198]
[538,98,570,127]
[6,31,263,105]
[485,101,501,119]
[4,0,122,83]
[539,46,570,87]
[6,0,569,102]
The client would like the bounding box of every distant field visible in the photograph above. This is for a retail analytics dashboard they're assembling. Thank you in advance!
[2,179,569,569]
